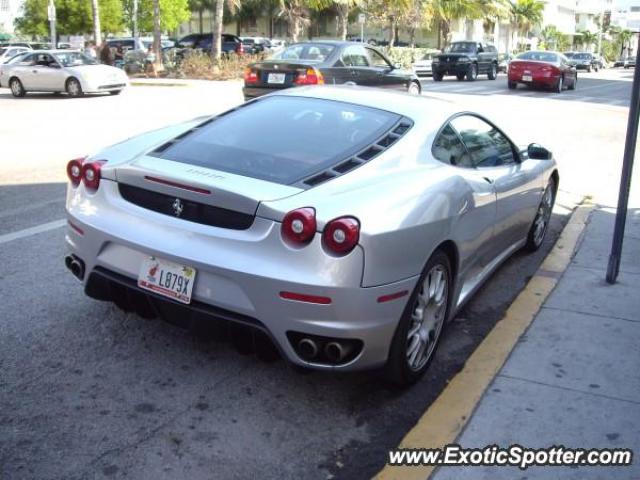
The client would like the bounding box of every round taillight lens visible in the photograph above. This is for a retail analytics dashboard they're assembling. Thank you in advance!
[282,207,316,245]
[81,161,104,191]
[66,158,85,187]
[323,217,360,255]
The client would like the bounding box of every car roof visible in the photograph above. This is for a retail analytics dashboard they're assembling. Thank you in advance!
[270,85,457,129]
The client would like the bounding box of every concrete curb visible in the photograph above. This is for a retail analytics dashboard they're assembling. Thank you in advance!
[375,202,594,480]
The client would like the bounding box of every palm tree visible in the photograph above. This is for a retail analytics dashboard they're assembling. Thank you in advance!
[211,0,240,61]
[577,29,598,52]
[334,0,358,41]
[617,28,633,57]
[153,0,162,69]
[539,24,559,50]
[509,0,544,51]
[278,0,329,43]
[189,0,213,34]
[433,0,482,48]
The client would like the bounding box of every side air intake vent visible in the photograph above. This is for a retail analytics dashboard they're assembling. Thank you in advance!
[300,118,413,188]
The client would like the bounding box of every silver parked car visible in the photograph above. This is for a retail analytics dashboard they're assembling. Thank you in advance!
[0,49,128,97]
[64,86,558,385]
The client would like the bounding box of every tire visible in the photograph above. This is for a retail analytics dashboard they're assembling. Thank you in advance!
[568,75,577,90]
[9,77,25,97]
[433,72,443,81]
[66,78,83,97]
[109,90,122,95]
[466,63,477,81]
[385,250,452,386]
[587,66,591,73]
[456,72,465,81]
[407,81,421,95]
[555,75,563,93]
[524,176,556,252]
[488,63,497,80]
[508,80,517,90]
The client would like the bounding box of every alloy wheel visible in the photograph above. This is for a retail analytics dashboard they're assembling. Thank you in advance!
[67,79,82,97]
[532,183,554,247]
[10,79,23,97]
[408,82,421,95]
[406,264,448,371]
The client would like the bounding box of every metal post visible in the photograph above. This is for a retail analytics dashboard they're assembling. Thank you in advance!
[606,32,640,284]
[48,0,56,49]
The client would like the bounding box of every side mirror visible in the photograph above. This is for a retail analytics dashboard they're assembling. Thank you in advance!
[393,62,401,69]
[528,143,552,160]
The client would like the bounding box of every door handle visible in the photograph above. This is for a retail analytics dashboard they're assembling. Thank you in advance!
[483,176,493,184]
[32,70,38,73]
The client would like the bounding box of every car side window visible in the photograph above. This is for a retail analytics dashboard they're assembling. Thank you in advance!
[341,45,369,67]
[18,53,35,65]
[366,48,391,68]
[450,115,516,168]
[432,123,474,168]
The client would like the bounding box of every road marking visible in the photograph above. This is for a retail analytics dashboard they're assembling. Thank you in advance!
[573,80,627,92]
[0,219,66,245]
[375,202,593,480]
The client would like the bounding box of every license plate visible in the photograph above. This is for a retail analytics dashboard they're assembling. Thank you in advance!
[523,74,532,82]
[138,256,196,304]
[268,73,285,84]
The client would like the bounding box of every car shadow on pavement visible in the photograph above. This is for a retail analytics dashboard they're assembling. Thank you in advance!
[0,180,571,480]
[0,90,113,101]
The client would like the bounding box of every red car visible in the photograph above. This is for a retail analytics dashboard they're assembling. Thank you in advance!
[508,51,577,93]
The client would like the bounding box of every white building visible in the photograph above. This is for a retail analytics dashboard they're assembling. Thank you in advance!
[0,0,22,35]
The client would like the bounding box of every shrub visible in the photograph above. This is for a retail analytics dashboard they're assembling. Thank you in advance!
[384,46,441,68]
[174,50,266,80]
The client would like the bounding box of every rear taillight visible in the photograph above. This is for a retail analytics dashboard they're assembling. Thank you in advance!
[295,68,324,85]
[282,208,316,245]
[323,217,360,255]
[244,67,258,84]
[66,157,85,187]
[81,161,105,191]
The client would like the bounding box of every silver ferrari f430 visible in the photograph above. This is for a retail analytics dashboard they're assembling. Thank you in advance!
[65,86,558,385]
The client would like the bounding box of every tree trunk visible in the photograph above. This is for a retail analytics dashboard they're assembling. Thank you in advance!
[290,16,302,42]
[152,0,162,68]
[337,3,348,41]
[211,0,224,61]
[198,9,203,34]
[388,16,395,47]
[91,0,101,45]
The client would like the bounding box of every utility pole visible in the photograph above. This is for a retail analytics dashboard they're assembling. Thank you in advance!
[606,32,640,283]
[47,0,56,49]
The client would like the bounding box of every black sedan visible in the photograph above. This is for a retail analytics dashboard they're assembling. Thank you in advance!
[243,41,421,99]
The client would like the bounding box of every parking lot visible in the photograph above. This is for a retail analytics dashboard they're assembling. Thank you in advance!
[0,68,634,479]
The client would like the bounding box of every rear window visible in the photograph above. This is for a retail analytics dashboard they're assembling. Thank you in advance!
[273,43,335,62]
[517,51,558,63]
[155,96,401,185]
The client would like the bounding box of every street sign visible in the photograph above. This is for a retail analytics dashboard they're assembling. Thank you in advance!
[358,13,365,24]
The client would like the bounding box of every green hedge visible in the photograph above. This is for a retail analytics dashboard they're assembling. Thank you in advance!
[383,46,441,68]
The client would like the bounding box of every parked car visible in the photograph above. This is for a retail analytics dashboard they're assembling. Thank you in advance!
[0,50,128,97]
[0,41,33,49]
[624,56,636,69]
[412,51,438,77]
[591,54,605,70]
[63,85,558,385]
[176,33,243,56]
[613,57,626,67]
[243,41,421,99]
[497,53,511,73]
[0,45,31,64]
[508,50,577,92]
[431,41,499,81]
[564,52,596,72]
[241,37,271,54]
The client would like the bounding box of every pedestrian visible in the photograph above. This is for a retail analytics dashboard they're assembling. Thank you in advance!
[84,41,96,59]
[144,45,157,78]
[99,41,114,66]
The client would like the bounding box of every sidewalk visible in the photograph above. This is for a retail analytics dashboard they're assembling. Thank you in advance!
[431,205,640,479]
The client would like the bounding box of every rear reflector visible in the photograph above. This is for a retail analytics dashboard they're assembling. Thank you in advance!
[144,176,211,195]
[67,220,84,236]
[280,291,332,305]
[377,290,409,303]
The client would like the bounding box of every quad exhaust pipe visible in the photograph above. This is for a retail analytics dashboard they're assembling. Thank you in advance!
[324,342,353,364]
[65,254,85,281]
[297,338,319,361]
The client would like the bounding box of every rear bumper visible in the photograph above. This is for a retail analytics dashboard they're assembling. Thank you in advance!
[243,85,291,99]
[508,72,559,86]
[65,180,417,371]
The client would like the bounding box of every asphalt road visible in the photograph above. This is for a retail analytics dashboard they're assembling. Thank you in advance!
[0,69,632,480]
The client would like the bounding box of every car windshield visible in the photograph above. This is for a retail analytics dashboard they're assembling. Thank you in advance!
[574,53,591,59]
[272,43,335,62]
[517,51,558,63]
[242,39,255,44]
[445,42,475,53]
[154,96,401,185]
[54,51,97,66]
[6,52,28,64]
